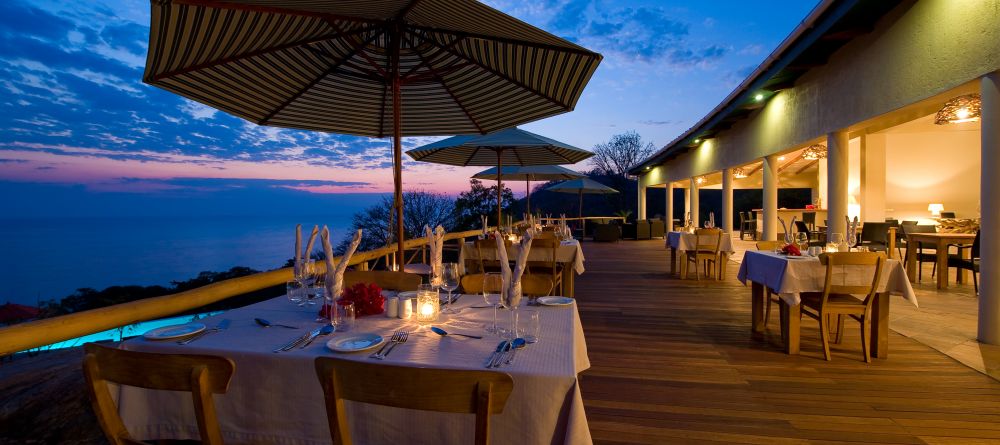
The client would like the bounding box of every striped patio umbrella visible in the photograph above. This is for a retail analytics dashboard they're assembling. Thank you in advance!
[406,127,593,224]
[471,165,585,214]
[143,0,602,263]
[545,178,619,219]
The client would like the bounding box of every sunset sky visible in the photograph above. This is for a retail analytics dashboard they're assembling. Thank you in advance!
[0,0,817,216]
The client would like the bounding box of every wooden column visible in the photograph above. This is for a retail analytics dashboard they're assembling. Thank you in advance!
[665,182,674,232]
[638,183,647,220]
[689,177,700,228]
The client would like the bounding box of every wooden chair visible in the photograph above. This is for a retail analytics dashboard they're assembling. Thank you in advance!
[542,225,558,232]
[474,239,512,274]
[343,270,421,291]
[532,231,557,240]
[82,343,235,445]
[799,252,885,362]
[948,230,981,294]
[755,241,784,328]
[681,228,723,280]
[314,357,513,445]
[527,238,564,294]
[461,273,554,297]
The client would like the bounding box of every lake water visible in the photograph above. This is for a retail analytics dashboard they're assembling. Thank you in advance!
[0,215,357,307]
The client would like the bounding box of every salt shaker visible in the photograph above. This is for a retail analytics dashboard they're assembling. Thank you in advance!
[386,297,398,318]
[399,298,413,319]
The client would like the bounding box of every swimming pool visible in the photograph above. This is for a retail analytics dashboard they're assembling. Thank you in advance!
[36,311,223,352]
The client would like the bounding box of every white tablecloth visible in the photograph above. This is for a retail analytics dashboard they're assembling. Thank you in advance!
[459,239,585,275]
[666,231,735,253]
[736,250,918,307]
[117,295,591,445]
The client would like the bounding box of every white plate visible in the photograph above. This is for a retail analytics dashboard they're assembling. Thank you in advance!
[326,333,384,352]
[536,296,574,306]
[143,323,206,340]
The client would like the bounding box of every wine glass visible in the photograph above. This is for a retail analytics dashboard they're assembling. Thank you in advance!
[482,273,503,335]
[440,263,460,314]
[847,231,858,251]
[795,232,809,252]
[298,259,318,305]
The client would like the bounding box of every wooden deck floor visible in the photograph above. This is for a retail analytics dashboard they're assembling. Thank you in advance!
[576,240,1000,445]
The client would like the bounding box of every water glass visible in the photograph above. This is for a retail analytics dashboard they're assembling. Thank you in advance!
[518,309,540,344]
[331,301,355,331]
[286,280,305,305]
[795,232,809,251]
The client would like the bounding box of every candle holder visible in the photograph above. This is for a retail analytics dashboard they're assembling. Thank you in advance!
[415,284,439,324]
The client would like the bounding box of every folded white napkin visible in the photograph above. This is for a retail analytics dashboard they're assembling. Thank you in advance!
[509,229,534,308]
[322,227,362,300]
[294,224,319,276]
[424,225,445,286]
[481,215,488,235]
[495,232,513,305]
[846,215,859,242]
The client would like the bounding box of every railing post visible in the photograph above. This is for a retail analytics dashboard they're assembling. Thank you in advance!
[887,227,896,259]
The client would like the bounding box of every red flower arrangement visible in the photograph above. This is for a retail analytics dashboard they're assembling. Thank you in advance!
[780,243,802,256]
[319,282,385,317]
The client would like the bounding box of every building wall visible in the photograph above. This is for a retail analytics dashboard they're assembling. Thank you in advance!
[639,0,1000,186]
[884,127,982,223]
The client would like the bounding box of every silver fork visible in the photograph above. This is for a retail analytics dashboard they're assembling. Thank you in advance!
[370,331,404,359]
[373,331,408,360]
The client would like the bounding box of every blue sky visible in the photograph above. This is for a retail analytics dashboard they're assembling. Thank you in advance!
[0,0,817,216]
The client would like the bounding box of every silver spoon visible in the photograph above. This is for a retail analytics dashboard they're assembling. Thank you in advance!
[254,318,299,329]
[505,338,527,365]
[431,326,482,339]
[300,324,335,348]
[485,340,508,368]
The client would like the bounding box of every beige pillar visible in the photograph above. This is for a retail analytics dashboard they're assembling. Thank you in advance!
[683,187,691,223]
[689,177,700,227]
[638,183,647,220]
[818,158,828,210]
[762,155,779,241]
[827,131,850,239]
[666,183,674,231]
[860,133,887,222]
[980,72,1000,344]
[722,167,734,234]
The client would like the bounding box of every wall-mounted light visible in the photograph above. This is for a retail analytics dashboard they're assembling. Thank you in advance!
[732,167,747,179]
[693,138,702,144]
[928,203,944,217]
[802,144,827,160]
[645,166,650,171]
[695,176,705,185]
[935,94,981,124]
[777,155,786,161]
[754,93,764,102]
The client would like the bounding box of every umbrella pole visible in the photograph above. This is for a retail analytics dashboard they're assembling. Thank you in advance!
[526,179,530,215]
[391,26,405,267]
[497,149,503,228]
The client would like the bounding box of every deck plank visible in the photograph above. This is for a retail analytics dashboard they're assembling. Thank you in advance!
[577,240,1000,445]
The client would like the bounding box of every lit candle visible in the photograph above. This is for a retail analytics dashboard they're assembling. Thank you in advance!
[420,302,435,317]
[826,242,839,253]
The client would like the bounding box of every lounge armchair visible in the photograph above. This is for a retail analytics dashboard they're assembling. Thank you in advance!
[593,223,620,242]
[649,219,665,239]
[636,220,651,240]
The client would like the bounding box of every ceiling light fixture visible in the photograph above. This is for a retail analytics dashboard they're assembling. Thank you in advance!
[693,138,701,144]
[754,93,764,102]
[696,176,705,185]
[777,155,786,161]
[732,167,747,179]
[935,93,981,124]
[802,144,827,160]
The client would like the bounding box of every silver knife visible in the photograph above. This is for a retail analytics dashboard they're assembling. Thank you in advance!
[275,328,320,353]
[178,319,230,345]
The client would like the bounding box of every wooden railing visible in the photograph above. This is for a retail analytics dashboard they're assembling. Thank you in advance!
[0,228,485,355]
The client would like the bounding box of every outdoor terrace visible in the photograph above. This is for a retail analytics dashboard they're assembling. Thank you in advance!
[578,239,1000,444]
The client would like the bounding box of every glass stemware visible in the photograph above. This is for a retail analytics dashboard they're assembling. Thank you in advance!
[440,263,460,314]
[482,273,503,335]
[298,259,318,305]
[795,232,809,252]
[847,230,859,251]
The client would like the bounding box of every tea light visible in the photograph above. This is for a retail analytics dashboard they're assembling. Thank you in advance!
[825,242,839,253]
[415,289,439,323]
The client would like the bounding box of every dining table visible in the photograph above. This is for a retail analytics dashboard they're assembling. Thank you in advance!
[665,231,735,278]
[459,239,585,297]
[737,250,918,357]
[116,294,591,445]
[904,232,977,289]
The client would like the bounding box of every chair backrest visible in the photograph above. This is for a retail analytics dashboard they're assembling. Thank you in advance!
[528,238,559,271]
[940,212,956,218]
[532,231,557,239]
[900,220,918,226]
[83,343,235,445]
[460,273,553,297]
[817,252,885,307]
[903,224,937,235]
[755,240,783,251]
[793,220,811,236]
[314,357,513,445]
[542,225,558,232]
[474,238,511,272]
[860,222,888,244]
[973,229,981,258]
[802,212,816,225]
[694,228,723,253]
[344,270,421,291]
[738,212,746,224]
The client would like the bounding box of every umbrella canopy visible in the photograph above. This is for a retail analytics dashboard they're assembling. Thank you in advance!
[143,0,602,263]
[472,165,585,214]
[545,178,619,218]
[407,127,593,224]
[0,303,40,324]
